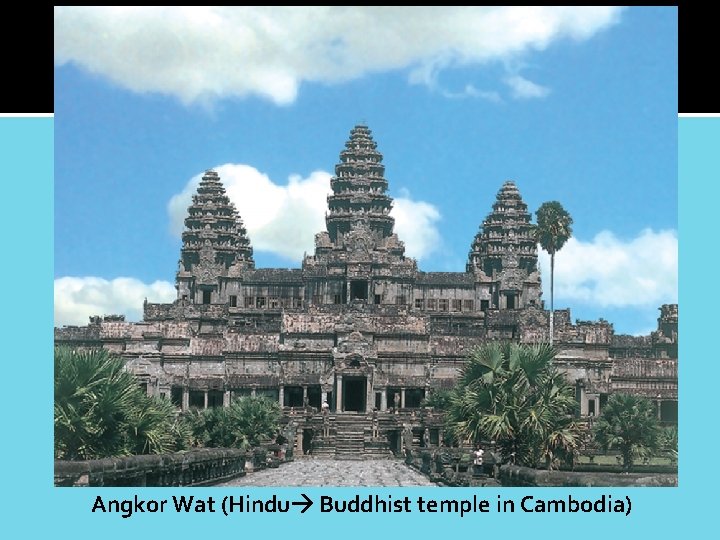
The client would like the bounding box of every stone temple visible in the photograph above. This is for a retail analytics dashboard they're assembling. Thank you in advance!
[55,124,678,456]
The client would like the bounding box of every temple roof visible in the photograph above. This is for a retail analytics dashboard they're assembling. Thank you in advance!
[242,268,304,284]
[179,169,255,276]
[416,272,476,286]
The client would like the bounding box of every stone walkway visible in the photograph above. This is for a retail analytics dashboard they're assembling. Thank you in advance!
[215,458,436,487]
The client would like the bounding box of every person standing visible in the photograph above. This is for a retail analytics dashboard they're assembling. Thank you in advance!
[474,446,485,474]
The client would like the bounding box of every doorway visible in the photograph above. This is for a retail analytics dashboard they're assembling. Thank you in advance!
[343,377,366,412]
[350,280,369,301]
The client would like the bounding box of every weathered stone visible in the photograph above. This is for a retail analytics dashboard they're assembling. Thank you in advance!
[55,124,678,457]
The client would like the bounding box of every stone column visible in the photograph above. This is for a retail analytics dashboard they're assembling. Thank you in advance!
[366,379,373,413]
[296,431,304,455]
[302,385,308,406]
[577,383,587,416]
[321,390,327,404]
[381,389,388,411]
[203,390,208,409]
[336,375,343,412]
[279,385,285,407]
[182,387,189,412]
[251,387,257,397]
[223,390,231,407]
[657,399,662,420]
[401,388,406,409]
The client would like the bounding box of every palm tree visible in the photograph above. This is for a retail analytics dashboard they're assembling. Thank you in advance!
[535,201,573,344]
[660,425,678,464]
[54,346,139,459]
[225,396,282,449]
[421,389,453,411]
[124,394,182,455]
[446,343,579,469]
[182,396,281,450]
[55,346,184,459]
[593,394,662,471]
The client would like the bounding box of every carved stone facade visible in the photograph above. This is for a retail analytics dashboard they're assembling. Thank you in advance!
[55,124,678,455]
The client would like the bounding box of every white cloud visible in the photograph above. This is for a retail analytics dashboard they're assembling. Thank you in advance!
[393,189,443,260]
[441,84,502,102]
[538,229,678,309]
[504,74,550,99]
[168,164,443,261]
[54,6,622,105]
[55,276,176,327]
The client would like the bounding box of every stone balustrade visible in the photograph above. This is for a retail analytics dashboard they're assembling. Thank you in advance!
[55,448,250,487]
[405,448,677,487]
[499,465,677,487]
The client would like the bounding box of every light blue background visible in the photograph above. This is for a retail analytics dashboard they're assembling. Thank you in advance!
[0,116,709,538]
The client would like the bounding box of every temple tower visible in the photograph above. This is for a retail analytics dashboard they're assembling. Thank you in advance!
[467,181,541,309]
[326,124,396,243]
[304,124,415,307]
[176,169,254,303]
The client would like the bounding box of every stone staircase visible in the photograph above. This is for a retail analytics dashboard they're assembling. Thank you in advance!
[310,439,337,458]
[309,414,393,459]
[334,415,366,459]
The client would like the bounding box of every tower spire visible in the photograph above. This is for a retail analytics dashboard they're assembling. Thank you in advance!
[467,180,537,276]
[178,169,254,276]
[325,125,395,242]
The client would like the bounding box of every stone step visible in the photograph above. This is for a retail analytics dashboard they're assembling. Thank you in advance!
[310,414,394,459]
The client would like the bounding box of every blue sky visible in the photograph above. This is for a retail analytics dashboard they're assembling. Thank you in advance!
[54,6,677,335]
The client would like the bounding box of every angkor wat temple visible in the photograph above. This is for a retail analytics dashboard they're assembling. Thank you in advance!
[55,124,678,457]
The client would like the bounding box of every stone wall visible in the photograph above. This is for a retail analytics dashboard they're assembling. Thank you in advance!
[56,298,678,421]
[54,448,249,487]
[611,357,678,398]
[499,465,677,487]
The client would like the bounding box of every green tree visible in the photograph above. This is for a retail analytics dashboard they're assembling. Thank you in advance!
[54,346,183,459]
[446,343,579,468]
[124,393,185,455]
[535,201,573,344]
[55,347,138,459]
[182,396,281,450]
[593,394,662,471]
[227,396,282,449]
[660,425,678,462]
[422,389,453,411]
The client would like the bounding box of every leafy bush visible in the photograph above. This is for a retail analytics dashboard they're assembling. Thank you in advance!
[445,342,579,469]
[593,394,662,471]
[181,396,281,450]
[54,347,183,459]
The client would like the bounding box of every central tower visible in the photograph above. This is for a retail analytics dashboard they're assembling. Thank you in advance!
[326,124,395,242]
[304,124,416,306]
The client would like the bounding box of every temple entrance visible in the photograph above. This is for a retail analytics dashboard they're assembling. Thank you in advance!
[350,280,368,301]
[343,377,366,412]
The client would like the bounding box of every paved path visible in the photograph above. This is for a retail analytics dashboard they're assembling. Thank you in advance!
[216,459,436,487]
